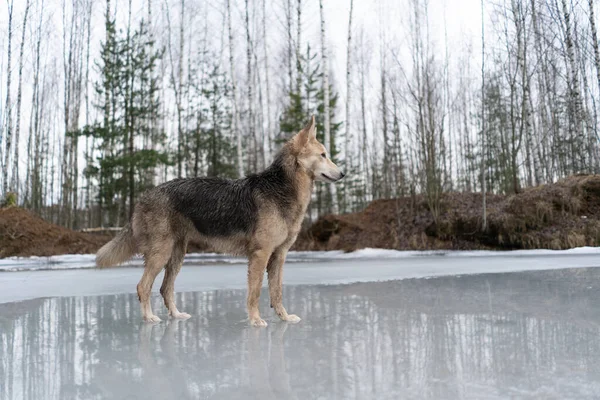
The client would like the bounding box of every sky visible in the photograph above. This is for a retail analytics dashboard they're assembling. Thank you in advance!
[0,0,484,109]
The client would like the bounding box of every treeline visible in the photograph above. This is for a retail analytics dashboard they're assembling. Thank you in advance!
[0,0,599,229]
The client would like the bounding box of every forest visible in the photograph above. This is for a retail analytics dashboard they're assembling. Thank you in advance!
[1,0,599,231]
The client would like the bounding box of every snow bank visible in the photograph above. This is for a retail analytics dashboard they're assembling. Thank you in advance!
[1,246,599,272]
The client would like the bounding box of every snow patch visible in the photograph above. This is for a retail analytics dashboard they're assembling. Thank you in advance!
[1,246,599,272]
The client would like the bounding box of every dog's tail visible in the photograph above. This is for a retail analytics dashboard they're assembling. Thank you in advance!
[96,224,137,268]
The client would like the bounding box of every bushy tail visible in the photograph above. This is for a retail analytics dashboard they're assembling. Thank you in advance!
[95,224,137,268]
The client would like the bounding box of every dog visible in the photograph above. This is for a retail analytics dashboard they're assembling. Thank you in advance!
[95,116,345,326]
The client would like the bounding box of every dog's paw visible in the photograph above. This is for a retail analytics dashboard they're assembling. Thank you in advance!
[143,314,162,323]
[170,311,191,320]
[250,318,268,327]
[282,314,301,323]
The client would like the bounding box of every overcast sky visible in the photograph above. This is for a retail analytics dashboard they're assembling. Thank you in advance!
[0,0,484,99]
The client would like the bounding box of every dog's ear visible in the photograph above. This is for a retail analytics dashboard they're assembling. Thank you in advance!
[296,115,316,147]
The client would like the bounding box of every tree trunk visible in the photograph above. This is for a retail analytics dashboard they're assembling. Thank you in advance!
[165,0,185,178]
[588,0,600,171]
[2,0,14,197]
[11,0,31,199]
[381,67,389,198]
[481,0,487,230]
[561,0,584,172]
[343,0,354,212]
[245,0,255,172]
[227,0,244,177]
[296,0,302,93]
[262,0,273,164]
[84,0,93,226]
[319,0,338,214]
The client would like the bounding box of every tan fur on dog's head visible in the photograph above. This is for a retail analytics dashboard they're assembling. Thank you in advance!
[290,116,345,183]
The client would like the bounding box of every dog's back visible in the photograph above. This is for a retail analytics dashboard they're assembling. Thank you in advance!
[157,177,258,238]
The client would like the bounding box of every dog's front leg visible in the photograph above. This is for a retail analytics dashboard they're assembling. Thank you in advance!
[247,249,271,327]
[267,249,301,323]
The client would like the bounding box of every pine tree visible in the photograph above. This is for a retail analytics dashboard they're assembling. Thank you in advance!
[280,44,342,215]
[202,64,237,178]
[80,8,169,227]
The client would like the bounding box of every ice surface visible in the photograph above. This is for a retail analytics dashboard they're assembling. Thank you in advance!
[2,267,600,399]
[0,251,600,304]
[2,251,600,398]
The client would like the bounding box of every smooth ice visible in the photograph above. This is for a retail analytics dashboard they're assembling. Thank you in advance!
[3,251,600,303]
[1,257,600,399]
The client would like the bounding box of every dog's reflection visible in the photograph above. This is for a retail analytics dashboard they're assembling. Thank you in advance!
[136,319,296,399]
[246,322,297,400]
[138,320,191,399]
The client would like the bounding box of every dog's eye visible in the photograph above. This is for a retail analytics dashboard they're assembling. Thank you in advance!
[321,153,326,158]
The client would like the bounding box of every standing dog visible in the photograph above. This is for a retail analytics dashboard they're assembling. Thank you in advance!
[96,116,345,326]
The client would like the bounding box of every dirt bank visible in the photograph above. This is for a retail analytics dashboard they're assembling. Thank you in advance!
[294,174,600,252]
[2,175,599,258]
[0,207,111,258]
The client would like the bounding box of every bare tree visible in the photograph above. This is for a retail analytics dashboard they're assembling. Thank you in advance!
[357,27,372,205]
[561,0,585,172]
[2,0,15,197]
[165,0,186,178]
[481,0,487,230]
[319,0,338,213]
[84,0,93,225]
[588,0,600,100]
[245,0,256,171]
[283,0,294,93]
[404,0,446,223]
[378,2,390,199]
[26,0,47,212]
[296,0,302,93]
[262,0,273,163]
[11,0,31,198]
[588,0,600,169]
[60,0,86,227]
[227,0,244,177]
[343,0,354,212]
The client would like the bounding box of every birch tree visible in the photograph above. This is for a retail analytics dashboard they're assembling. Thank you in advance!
[319,0,338,213]
[561,0,585,172]
[481,0,487,230]
[342,0,354,212]
[2,0,15,197]
[26,0,47,212]
[165,0,186,178]
[227,0,244,177]
[11,0,31,198]
[262,0,273,163]
[245,0,256,171]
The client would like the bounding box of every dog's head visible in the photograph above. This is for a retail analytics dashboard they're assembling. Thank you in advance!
[291,116,345,183]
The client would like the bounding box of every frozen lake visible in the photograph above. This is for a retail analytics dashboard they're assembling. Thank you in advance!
[1,250,600,399]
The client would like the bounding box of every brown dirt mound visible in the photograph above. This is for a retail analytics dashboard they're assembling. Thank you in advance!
[3,174,599,257]
[294,174,600,252]
[0,207,111,258]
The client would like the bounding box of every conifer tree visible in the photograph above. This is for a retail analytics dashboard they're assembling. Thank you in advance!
[81,6,169,226]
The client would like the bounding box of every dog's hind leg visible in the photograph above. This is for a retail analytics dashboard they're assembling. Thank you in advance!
[160,240,190,319]
[138,242,173,323]
[267,248,301,323]
[247,248,272,327]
